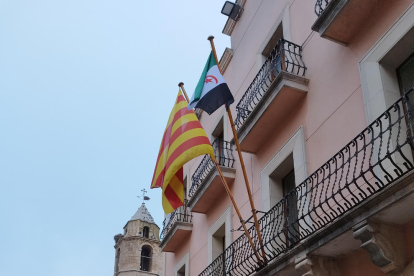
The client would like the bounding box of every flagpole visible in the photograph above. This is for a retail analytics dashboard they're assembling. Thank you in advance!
[208,35,267,264]
[178,82,190,102]
[179,82,263,266]
[178,82,190,222]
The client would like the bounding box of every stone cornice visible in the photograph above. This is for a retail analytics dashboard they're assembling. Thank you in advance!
[114,235,160,248]
[219,48,233,74]
[117,270,159,276]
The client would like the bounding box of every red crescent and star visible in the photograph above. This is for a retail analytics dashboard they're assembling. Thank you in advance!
[205,75,218,84]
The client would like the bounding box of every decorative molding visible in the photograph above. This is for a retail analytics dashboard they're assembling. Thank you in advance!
[116,270,159,276]
[359,3,414,124]
[260,126,308,212]
[353,220,406,274]
[222,0,247,36]
[295,255,342,276]
[174,252,190,276]
[114,235,161,249]
[219,48,234,74]
[207,206,232,264]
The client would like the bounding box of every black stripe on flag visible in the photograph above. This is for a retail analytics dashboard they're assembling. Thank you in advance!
[195,83,234,115]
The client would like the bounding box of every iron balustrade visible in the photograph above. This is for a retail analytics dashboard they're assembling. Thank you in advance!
[189,139,235,198]
[199,88,414,276]
[234,39,306,131]
[159,199,192,241]
[315,0,332,16]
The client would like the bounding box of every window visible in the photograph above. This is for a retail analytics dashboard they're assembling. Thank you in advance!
[211,117,225,165]
[260,127,307,249]
[268,154,299,247]
[177,264,186,276]
[262,23,284,78]
[143,226,149,238]
[397,53,414,137]
[208,206,231,264]
[212,224,226,261]
[360,11,414,173]
[282,169,299,247]
[261,127,307,212]
[360,5,414,124]
[262,23,283,57]
[397,54,414,94]
[140,245,152,272]
[174,253,189,276]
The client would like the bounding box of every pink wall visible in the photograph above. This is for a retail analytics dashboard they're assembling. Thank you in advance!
[339,249,385,276]
[164,0,414,275]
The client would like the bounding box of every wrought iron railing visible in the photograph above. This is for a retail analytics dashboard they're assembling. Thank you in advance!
[234,38,306,130]
[160,199,192,241]
[315,0,332,16]
[189,139,235,198]
[199,88,414,276]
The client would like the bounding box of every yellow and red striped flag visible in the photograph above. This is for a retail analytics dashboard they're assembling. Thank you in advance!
[151,90,214,214]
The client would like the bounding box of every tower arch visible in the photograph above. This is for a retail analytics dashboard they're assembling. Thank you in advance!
[140,244,152,271]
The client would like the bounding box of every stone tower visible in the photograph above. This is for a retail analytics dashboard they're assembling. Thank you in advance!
[113,203,163,276]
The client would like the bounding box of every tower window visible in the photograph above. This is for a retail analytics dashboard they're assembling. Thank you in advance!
[140,245,152,272]
[143,226,149,238]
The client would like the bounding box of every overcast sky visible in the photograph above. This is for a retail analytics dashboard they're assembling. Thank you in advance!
[0,1,229,275]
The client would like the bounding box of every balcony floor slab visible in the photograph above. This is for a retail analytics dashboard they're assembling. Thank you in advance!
[236,71,309,153]
[188,166,236,214]
[255,170,414,276]
[312,0,378,45]
[159,221,192,252]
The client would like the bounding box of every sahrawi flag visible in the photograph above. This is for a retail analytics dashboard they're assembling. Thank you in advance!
[188,51,234,114]
[151,91,215,214]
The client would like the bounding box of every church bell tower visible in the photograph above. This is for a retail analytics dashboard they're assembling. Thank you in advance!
[113,202,163,276]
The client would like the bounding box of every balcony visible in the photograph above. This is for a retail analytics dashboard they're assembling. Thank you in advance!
[234,39,308,153]
[312,0,378,45]
[159,200,192,252]
[188,139,236,213]
[198,88,414,276]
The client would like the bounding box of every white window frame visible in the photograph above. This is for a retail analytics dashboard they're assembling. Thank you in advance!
[359,3,414,173]
[208,109,229,142]
[174,252,189,276]
[260,126,307,212]
[207,206,232,264]
[360,3,414,124]
[256,4,292,71]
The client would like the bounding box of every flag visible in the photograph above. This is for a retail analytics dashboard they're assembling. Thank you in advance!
[188,51,234,115]
[151,90,215,214]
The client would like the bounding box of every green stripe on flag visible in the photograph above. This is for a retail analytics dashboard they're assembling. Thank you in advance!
[193,51,217,102]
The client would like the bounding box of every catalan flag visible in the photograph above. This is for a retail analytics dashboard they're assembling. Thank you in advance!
[151,90,215,214]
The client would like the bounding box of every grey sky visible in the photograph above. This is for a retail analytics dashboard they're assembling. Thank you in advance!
[0,1,229,275]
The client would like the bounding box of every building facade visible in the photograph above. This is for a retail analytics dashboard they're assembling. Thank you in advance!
[160,0,414,276]
[114,203,164,276]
